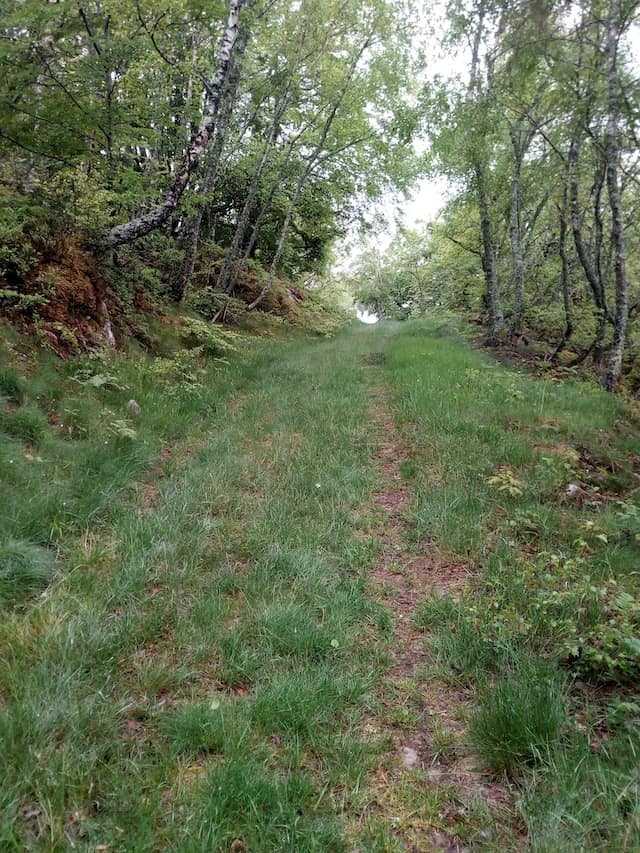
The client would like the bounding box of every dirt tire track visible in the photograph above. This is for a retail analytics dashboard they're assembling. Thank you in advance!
[360,385,515,851]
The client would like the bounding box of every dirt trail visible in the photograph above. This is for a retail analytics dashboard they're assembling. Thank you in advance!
[359,385,513,851]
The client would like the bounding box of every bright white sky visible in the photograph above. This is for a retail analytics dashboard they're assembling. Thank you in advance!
[387,1,463,229]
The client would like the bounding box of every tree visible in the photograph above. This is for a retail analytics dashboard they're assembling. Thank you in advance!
[104,0,247,246]
[603,0,630,390]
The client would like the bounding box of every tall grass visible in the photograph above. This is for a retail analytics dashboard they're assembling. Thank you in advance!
[470,660,567,777]
[386,316,640,848]
[0,321,385,848]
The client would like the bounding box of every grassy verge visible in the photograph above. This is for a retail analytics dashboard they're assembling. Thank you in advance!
[0,317,247,605]
[384,316,640,850]
[4,313,639,849]
[0,321,392,849]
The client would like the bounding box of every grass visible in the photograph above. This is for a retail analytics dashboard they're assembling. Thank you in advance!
[2,313,639,848]
[0,539,55,606]
[383,315,640,848]
[0,363,25,403]
[0,320,387,849]
[521,733,640,852]
[469,660,567,777]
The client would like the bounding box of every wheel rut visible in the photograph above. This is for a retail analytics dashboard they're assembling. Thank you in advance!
[358,385,514,851]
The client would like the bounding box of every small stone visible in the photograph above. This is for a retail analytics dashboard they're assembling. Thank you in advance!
[126,399,142,415]
[401,746,420,768]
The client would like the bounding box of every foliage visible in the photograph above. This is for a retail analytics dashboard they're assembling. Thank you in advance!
[347,229,431,319]
[179,317,242,358]
[349,0,640,386]
[145,319,243,394]
[0,193,44,281]
[486,467,524,497]
[0,0,419,333]
[288,286,353,337]
[186,288,246,323]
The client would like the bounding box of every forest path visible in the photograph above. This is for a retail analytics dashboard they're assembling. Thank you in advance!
[1,320,523,851]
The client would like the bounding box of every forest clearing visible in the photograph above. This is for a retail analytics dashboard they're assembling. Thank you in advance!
[2,0,640,849]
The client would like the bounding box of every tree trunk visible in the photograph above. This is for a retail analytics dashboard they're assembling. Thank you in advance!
[216,24,311,296]
[507,125,527,340]
[246,178,305,310]
[171,25,249,302]
[568,133,608,362]
[241,125,306,263]
[216,85,292,294]
[476,161,504,345]
[552,189,573,361]
[467,0,502,345]
[172,208,204,302]
[103,0,245,247]
[604,0,628,392]
[247,35,371,310]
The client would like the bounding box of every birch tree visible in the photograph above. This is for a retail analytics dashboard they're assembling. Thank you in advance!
[103,0,246,246]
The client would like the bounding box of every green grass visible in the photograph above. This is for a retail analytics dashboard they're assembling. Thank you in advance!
[469,660,567,777]
[0,539,55,606]
[521,733,640,852]
[0,320,386,849]
[383,316,640,849]
[2,314,639,848]
[0,363,25,403]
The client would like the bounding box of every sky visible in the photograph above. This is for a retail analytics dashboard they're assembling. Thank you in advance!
[390,5,640,235]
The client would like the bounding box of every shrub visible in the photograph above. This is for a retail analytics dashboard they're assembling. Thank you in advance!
[485,551,640,684]
[179,317,242,358]
[0,194,42,279]
[186,288,246,323]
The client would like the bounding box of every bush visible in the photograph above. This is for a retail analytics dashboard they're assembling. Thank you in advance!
[179,317,242,358]
[186,288,246,323]
[470,659,567,777]
[0,193,42,280]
